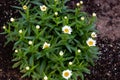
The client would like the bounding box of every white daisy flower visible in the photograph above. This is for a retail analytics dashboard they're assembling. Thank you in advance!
[77,49,81,53]
[44,76,48,80]
[54,12,58,16]
[19,30,23,34]
[91,32,97,38]
[81,17,85,20]
[23,5,27,10]
[36,25,40,29]
[40,5,47,11]
[42,42,50,49]
[59,51,64,56]
[62,69,72,80]
[62,25,72,34]
[86,38,96,46]
[92,13,96,17]
[25,66,30,70]
[69,62,73,65]
[15,49,18,53]
[28,41,33,45]
[10,18,15,22]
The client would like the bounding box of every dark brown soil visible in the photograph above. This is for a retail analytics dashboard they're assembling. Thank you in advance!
[84,0,120,41]
[0,0,120,80]
[85,37,120,80]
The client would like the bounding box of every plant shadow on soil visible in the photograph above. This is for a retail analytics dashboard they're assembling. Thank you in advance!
[0,0,120,80]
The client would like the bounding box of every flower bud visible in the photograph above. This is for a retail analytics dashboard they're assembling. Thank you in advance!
[19,30,23,34]
[44,76,48,80]
[3,26,6,29]
[28,41,33,45]
[10,18,15,22]
[76,3,80,7]
[36,25,40,29]
[69,62,73,65]
[64,16,68,19]
[15,49,18,53]
[78,49,81,53]
[81,17,85,20]
[59,51,64,56]
[80,1,83,4]
[54,12,58,16]
[25,66,30,70]
[92,13,96,17]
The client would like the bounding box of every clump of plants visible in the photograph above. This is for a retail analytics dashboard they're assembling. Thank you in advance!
[2,0,99,80]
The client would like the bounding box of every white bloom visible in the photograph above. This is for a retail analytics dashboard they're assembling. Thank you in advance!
[36,25,40,29]
[77,49,81,53]
[64,16,68,19]
[86,38,96,46]
[59,51,64,56]
[62,69,72,80]
[19,30,22,34]
[91,32,97,38]
[23,5,27,10]
[10,18,15,22]
[80,1,83,4]
[69,62,73,65]
[42,42,50,49]
[54,12,58,16]
[25,66,30,70]
[76,3,80,6]
[28,41,33,45]
[44,76,48,80]
[15,49,18,53]
[81,17,85,20]
[92,13,96,17]
[3,26,6,29]
[40,5,47,11]
[62,25,72,34]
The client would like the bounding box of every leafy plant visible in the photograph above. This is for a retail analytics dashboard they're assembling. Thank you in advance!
[2,0,99,80]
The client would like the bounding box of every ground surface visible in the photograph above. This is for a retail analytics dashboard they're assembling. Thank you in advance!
[0,0,120,80]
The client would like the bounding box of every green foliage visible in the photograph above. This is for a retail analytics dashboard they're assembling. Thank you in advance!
[2,0,99,80]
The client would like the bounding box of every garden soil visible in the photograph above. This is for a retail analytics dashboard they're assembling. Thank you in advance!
[0,0,120,80]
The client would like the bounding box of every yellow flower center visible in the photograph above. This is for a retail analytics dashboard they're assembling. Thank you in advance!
[64,28,69,33]
[64,72,69,77]
[88,41,93,46]
[42,7,46,10]
[44,45,49,48]
[92,34,96,37]
[23,5,27,10]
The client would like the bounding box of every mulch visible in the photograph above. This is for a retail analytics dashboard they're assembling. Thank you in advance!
[0,0,120,80]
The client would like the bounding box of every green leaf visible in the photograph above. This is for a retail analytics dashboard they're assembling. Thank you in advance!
[29,55,34,66]
[36,52,45,60]
[39,60,46,76]
[12,58,20,62]
[65,44,72,53]
[79,72,84,80]
[19,11,26,19]
[12,6,22,10]
[21,71,31,78]
[31,1,42,6]
[12,61,21,68]
[64,56,74,61]
[82,67,90,74]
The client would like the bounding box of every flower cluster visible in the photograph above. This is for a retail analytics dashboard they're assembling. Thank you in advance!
[3,0,98,80]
